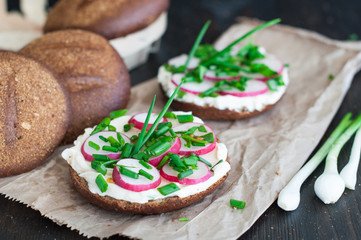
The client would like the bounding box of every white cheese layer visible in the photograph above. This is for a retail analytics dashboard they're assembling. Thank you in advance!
[62,112,230,204]
[157,60,289,113]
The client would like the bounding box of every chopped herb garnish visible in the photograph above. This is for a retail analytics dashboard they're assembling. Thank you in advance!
[158,183,181,196]
[169,154,187,169]
[138,169,154,180]
[328,74,334,80]
[155,125,170,137]
[108,125,116,131]
[99,135,108,142]
[179,218,189,222]
[110,109,127,119]
[164,112,177,119]
[123,123,134,132]
[95,174,108,193]
[177,90,187,99]
[121,143,133,158]
[198,156,212,167]
[183,156,198,166]
[88,141,100,151]
[93,154,110,162]
[178,169,193,179]
[197,125,207,133]
[132,152,149,161]
[107,136,121,148]
[139,160,152,169]
[130,135,138,143]
[120,167,139,179]
[211,159,224,172]
[177,114,194,123]
[157,155,170,170]
[267,79,279,91]
[348,33,358,41]
[230,199,246,209]
[91,161,107,175]
[192,142,206,147]
[102,145,119,153]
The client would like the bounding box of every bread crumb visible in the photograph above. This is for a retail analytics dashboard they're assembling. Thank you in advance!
[21,122,31,130]
[275,170,281,175]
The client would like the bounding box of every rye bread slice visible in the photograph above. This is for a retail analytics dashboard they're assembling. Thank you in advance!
[69,157,230,215]
[0,51,70,177]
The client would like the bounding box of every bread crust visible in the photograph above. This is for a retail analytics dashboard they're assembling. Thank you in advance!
[0,51,70,177]
[160,84,283,120]
[69,157,230,215]
[44,0,169,39]
[20,30,131,143]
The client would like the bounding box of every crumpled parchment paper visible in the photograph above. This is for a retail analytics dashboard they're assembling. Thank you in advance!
[1,18,361,239]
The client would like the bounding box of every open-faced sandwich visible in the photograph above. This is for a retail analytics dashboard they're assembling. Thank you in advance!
[158,19,288,120]
[62,107,230,214]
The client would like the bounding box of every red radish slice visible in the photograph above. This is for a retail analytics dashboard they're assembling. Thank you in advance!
[172,73,215,95]
[168,54,200,70]
[204,70,240,81]
[148,137,181,167]
[112,158,161,192]
[160,161,211,185]
[219,79,268,97]
[242,55,284,81]
[81,131,130,161]
[129,112,167,131]
[172,123,216,156]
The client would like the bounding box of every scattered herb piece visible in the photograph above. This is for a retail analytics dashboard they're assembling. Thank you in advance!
[91,161,107,175]
[88,141,100,151]
[164,112,177,119]
[158,183,181,196]
[230,199,246,209]
[108,125,116,131]
[157,155,170,170]
[93,154,110,162]
[121,143,133,158]
[139,160,152,169]
[178,169,193,179]
[99,135,108,142]
[120,167,139,179]
[348,33,358,41]
[177,90,187,99]
[211,159,224,172]
[179,218,189,222]
[124,123,134,132]
[198,125,207,132]
[110,109,127,119]
[102,145,119,153]
[328,74,334,80]
[138,169,154,180]
[177,114,194,123]
[95,174,108,193]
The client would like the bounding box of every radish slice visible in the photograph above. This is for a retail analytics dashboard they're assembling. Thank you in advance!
[129,112,167,131]
[81,131,130,161]
[242,55,284,80]
[112,158,161,192]
[172,123,216,155]
[168,54,200,70]
[160,161,211,185]
[149,137,181,167]
[219,80,268,97]
[172,73,215,95]
[204,70,240,81]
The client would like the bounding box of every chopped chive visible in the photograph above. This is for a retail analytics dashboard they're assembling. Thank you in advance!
[157,155,170,170]
[178,169,193,179]
[133,95,157,155]
[110,109,127,119]
[183,156,198,166]
[198,87,220,98]
[157,122,173,129]
[95,174,108,193]
[99,135,108,142]
[88,141,100,151]
[124,123,134,132]
[230,199,246,209]
[138,169,154,180]
[117,132,125,145]
[91,161,107,175]
[184,126,198,135]
[132,152,149,162]
[202,132,214,143]
[266,79,278,91]
[179,218,189,222]
[102,145,119,153]
[145,141,164,154]
[155,125,170,137]
[139,160,152,169]
[169,129,177,138]
[192,142,206,147]
[182,135,207,144]
[198,125,207,133]
[121,143,133,158]
[191,165,199,170]
[170,154,187,168]
[328,74,334,80]
[103,159,120,168]
[198,156,212,167]
[158,183,181,196]
[120,166,139,179]
[92,154,110,162]
[130,135,138,142]
[211,159,224,172]
[150,142,172,157]
[164,112,177,119]
[108,125,116,131]
[177,90,187,99]
[159,136,173,142]
[177,115,194,123]
[107,136,121,148]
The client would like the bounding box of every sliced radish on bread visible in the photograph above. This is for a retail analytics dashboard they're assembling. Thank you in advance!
[219,80,268,97]
[172,123,216,155]
[129,112,167,131]
[113,158,161,192]
[172,73,215,95]
[148,137,181,167]
[81,131,130,161]
[168,54,200,70]
[160,161,211,185]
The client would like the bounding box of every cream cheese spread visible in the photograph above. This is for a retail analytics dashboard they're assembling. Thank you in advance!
[62,112,230,204]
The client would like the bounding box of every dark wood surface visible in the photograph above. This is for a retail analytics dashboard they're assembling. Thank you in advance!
[1,0,361,239]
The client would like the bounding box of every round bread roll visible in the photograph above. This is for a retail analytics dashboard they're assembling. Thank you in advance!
[20,30,131,143]
[0,51,70,177]
[44,0,170,39]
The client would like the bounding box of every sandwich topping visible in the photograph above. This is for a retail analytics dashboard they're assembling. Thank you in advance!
[62,111,230,204]
[158,42,289,112]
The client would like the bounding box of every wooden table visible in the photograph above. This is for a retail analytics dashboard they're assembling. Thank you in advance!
[1,0,361,239]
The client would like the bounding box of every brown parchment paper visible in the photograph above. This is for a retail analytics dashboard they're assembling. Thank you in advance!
[1,18,361,239]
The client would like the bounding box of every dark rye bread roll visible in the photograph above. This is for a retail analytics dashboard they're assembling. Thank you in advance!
[69,157,230,215]
[20,30,131,143]
[160,85,283,120]
[0,51,70,177]
[44,0,170,39]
